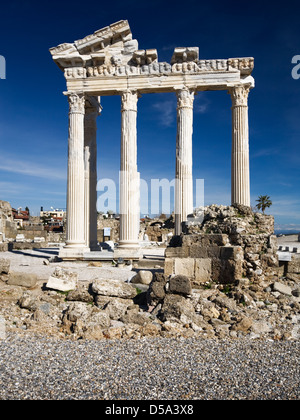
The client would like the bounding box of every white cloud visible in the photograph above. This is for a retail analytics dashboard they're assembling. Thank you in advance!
[0,154,66,180]
[152,99,176,127]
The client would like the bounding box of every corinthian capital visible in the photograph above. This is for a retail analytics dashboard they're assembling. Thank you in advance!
[67,92,86,114]
[176,87,195,109]
[121,90,139,112]
[229,85,250,107]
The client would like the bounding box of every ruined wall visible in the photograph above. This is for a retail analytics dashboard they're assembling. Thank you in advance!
[97,217,120,243]
[0,201,17,239]
[165,204,278,286]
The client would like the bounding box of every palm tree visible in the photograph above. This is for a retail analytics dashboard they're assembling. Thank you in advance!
[256,195,272,214]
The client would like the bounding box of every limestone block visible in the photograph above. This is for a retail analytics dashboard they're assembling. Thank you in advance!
[272,282,292,296]
[8,271,38,288]
[174,258,195,278]
[165,247,189,258]
[46,267,78,292]
[164,258,174,276]
[220,246,243,261]
[190,245,221,259]
[194,259,212,284]
[92,278,137,299]
[15,234,25,243]
[182,234,228,248]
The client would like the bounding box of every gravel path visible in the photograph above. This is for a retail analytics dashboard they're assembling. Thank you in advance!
[0,333,299,400]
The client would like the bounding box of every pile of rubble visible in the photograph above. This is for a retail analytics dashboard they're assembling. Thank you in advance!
[0,204,299,341]
[0,261,299,342]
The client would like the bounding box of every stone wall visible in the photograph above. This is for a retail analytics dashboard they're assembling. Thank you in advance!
[97,217,120,243]
[0,201,17,239]
[165,204,278,286]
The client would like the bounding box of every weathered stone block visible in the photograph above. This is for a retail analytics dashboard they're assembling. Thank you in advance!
[189,245,221,259]
[174,258,195,278]
[165,247,189,258]
[220,246,242,260]
[169,275,192,296]
[182,234,228,247]
[164,258,174,276]
[46,267,78,292]
[8,271,38,288]
[272,282,292,296]
[194,258,212,284]
[92,278,137,299]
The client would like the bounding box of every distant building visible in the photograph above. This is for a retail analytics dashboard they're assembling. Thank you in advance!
[40,208,65,233]
[12,208,29,228]
[40,208,65,219]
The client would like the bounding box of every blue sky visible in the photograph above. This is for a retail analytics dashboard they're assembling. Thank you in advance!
[0,0,299,232]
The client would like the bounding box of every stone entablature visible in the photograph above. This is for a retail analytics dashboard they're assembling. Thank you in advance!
[50,20,254,95]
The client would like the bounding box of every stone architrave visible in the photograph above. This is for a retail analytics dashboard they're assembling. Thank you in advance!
[118,90,141,253]
[229,85,251,207]
[175,87,195,235]
[60,92,89,259]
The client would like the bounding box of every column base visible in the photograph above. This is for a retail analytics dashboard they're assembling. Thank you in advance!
[114,245,143,261]
[59,245,90,261]
[117,240,140,249]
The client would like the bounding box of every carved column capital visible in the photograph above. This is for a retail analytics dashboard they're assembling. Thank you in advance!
[66,92,86,114]
[121,90,139,112]
[176,87,195,109]
[229,85,250,107]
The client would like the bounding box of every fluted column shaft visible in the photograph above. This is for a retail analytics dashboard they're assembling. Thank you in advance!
[64,92,88,252]
[230,85,250,207]
[84,97,101,250]
[175,87,194,235]
[119,90,140,248]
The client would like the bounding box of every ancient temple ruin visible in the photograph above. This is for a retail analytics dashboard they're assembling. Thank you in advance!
[50,20,255,260]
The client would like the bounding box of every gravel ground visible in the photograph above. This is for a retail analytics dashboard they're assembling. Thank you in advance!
[0,333,299,400]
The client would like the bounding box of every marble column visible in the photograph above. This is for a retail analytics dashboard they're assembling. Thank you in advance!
[118,90,140,251]
[175,87,195,235]
[84,97,101,250]
[61,92,89,259]
[229,85,251,207]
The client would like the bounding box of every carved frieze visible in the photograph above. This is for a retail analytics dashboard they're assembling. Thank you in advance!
[83,57,253,79]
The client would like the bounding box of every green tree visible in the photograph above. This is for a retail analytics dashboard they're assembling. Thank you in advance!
[256,195,272,214]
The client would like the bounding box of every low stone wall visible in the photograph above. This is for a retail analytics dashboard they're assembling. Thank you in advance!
[165,234,244,286]
[165,204,279,286]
